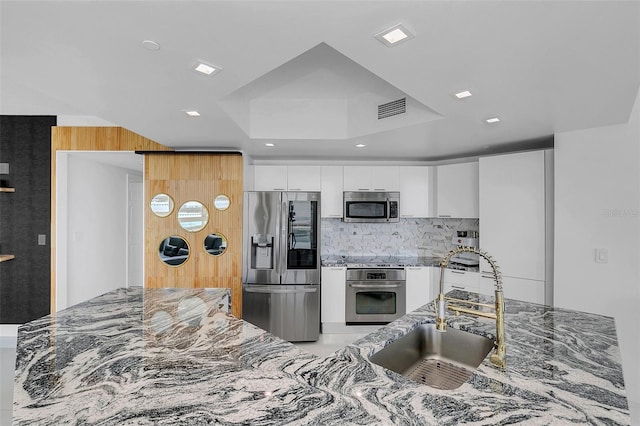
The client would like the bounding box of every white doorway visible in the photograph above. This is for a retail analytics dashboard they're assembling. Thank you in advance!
[127,176,143,287]
[56,151,143,310]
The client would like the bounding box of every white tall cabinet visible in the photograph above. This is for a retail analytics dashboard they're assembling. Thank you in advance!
[479,150,553,305]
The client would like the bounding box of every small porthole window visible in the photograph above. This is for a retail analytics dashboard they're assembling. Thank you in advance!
[214,194,230,211]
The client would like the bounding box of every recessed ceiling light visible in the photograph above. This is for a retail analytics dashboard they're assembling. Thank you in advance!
[356,144,366,148]
[142,40,160,51]
[265,143,275,147]
[455,90,473,99]
[194,62,221,76]
[375,24,415,47]
[486,117,500,123]
[185,110,200,117]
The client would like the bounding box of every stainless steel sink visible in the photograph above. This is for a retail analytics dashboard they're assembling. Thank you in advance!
[369,324,494,390]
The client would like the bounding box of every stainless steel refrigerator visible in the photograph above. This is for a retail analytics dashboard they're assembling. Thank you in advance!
[242,191,320,342]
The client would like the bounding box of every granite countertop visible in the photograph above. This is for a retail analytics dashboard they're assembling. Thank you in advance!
[13,287,629,425]
[322,255,480,271]
[321,255,442,268]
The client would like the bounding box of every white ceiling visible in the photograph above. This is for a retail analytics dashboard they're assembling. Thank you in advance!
[1,1,638,161]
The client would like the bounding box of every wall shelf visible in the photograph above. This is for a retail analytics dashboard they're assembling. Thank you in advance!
[0,187,15,192]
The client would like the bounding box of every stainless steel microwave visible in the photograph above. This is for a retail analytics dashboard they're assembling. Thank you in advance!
[343,191,400,223]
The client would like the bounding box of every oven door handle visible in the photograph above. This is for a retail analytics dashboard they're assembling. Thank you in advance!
[348,283,403,289]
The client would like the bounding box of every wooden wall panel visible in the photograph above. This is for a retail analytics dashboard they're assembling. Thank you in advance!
[144,154,243,318]
[50,126,172,313]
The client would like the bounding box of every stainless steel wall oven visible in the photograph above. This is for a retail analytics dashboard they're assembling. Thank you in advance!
[345,268,406,324]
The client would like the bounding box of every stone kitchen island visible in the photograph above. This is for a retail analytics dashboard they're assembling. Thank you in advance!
[13,287,629,425]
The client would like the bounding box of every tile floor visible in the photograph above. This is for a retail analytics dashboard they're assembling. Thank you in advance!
[292,332,368,358]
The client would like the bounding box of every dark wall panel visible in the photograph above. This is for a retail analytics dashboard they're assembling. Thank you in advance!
[0,116,55,324]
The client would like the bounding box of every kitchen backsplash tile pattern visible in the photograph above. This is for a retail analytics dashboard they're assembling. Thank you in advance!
[321,218,479,258]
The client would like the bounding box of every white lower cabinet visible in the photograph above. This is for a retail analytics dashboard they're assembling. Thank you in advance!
[441,269,494,297]
[321,266,346,326]
[442,269,479,293]
[501,276,546,305]
[479,272,497,296]
[405,267,431,313]
[479,259,546,304]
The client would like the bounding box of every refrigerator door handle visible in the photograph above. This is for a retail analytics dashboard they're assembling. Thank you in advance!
[243,286,318,294]
[273,196,282,277]
[279,198,288,276]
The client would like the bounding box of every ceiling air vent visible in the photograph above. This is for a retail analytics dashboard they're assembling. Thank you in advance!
[378,98,406,119]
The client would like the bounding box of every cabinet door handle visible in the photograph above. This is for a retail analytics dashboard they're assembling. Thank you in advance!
[373,188,386,191]
[450,270,465,274]
[357,188,369,191]
[439,215,452,218]
[451,285,465,290]
[289,188,301,191]
[330,267,344,271]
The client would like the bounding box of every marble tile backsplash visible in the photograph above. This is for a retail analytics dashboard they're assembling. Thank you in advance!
[321,218,479,258]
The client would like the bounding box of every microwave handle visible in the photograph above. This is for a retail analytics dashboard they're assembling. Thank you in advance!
[386,199,391,220]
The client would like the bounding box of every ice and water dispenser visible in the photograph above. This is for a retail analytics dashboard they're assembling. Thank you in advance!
[251,234,273,269]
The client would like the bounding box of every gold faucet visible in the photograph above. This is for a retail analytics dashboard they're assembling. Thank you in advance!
[436,246,506,369]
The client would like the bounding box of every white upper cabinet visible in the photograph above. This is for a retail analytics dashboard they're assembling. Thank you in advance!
[287,166,322,191]
[253,165,321,191]
[321,165,344,218]
[372,166,400,191]
[435,162,479,218]
[399,166,431,218]
[343,166,371,191]
[254,165,288,191]
[343,166,400,191]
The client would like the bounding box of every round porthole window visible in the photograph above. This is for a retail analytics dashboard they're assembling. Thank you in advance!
[158,235,190,266]
[150,193,174,217]
[213,194,231,211]
[178,201,209,232]
[204,233,227,256]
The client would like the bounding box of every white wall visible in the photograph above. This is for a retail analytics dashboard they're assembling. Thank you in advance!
[62,155,133,307]
[554,88,640,418]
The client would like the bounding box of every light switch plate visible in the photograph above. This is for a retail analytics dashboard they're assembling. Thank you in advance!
[595,248,608,264]
[0,163,8,174]
[38,234,47,246]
